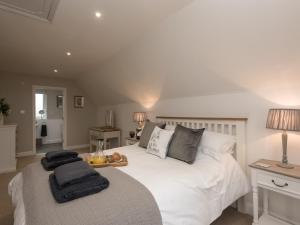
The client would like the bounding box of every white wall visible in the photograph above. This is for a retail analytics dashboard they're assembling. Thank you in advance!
[1,73,97,153]
[97,91,300,222]
[46,90,63,119]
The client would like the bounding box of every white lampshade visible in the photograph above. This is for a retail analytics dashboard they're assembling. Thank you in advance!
[133,112,147,123]
[266,109,300,131]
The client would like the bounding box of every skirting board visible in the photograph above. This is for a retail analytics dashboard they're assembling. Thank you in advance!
[16,144,89,157]
[0,167,16,174]
[43,139,62,145]
[16,151,35,157]
[65,144,89,150]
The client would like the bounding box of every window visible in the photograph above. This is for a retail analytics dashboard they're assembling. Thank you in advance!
[35,93,47,119]
[0,0,60,22]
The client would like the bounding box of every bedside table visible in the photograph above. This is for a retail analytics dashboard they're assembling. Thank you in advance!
[250,159,300,225]
[125,138,138,146]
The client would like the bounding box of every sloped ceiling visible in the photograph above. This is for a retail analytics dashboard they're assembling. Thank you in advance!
[1,0,300,107]
[0,0,194,77]
[78,0,300,107]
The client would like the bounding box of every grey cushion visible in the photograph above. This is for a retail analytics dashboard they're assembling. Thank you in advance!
[167,125,205,164]
[139,121,166,148]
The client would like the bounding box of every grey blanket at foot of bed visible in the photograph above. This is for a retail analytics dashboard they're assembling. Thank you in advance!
[22,162,163,225]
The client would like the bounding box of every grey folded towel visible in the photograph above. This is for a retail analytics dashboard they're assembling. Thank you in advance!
[41,157,82,171]
[54,161,99,189]
[49,173,109,203]
[46,150,78,161]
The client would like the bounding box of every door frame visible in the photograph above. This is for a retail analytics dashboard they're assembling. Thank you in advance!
[32,85,67,154]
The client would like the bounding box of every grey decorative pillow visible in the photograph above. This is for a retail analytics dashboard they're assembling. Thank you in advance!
[167,125,205,164]
[139,121,166,148]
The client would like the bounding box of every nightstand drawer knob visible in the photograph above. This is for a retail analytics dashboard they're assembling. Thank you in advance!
[272,179,288,188]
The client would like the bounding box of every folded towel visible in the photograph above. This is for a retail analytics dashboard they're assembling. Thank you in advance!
[41,157,82,171]
[49,173,109,203]
[54,161,99,189]
[46,150,78,161]
[41,124,47,137]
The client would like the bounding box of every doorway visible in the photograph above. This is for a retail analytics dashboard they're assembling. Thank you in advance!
[32,86,67,154]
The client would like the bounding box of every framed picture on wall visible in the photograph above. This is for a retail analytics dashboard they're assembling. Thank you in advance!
[74,96,84,108]
[57,95,63,108]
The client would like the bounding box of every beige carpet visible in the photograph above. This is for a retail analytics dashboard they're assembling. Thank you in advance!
[0,149,252,225]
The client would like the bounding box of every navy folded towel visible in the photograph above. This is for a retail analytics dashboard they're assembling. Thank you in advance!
[54,161,99,189]
[41,157,82,171]
[46,150,78,161]
[49,173,109,203]
[41,124,47,137]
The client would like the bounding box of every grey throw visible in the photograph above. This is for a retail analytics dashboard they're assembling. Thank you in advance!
[22,162,163,225]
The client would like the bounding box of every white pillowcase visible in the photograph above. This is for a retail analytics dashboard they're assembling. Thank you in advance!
[165,124,176,131]
[146,127,174,159]
[200,131,236,153]
[198,131,236,160]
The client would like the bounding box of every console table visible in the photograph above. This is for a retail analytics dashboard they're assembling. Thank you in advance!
[89,127,121,152]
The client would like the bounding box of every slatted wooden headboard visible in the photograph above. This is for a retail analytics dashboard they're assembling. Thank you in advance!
[156,116,248,172]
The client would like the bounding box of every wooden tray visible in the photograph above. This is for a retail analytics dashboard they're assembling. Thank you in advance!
[84,155,128,168]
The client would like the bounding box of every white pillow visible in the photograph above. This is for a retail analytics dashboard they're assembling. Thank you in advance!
[146,127,174,159]
[200,131,236,153]
[199,146,222,161]
[198,131,236,160]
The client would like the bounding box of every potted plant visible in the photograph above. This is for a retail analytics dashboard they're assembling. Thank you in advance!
[0,98,10,125]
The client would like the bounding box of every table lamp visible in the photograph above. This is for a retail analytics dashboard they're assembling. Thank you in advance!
[266,109,300,169]
[133,112,147,139]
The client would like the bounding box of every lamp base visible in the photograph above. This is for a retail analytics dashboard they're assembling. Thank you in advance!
[136,128,142,140]
[276,163,294,169]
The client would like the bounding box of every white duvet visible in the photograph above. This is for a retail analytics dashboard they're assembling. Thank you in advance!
[9,144,249,225]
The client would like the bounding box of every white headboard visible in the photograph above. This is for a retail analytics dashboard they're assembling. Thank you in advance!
[156,116,248,172]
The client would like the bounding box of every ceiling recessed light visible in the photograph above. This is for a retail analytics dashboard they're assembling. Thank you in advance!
[95,11,102,18]
[53,69,58,73]
[66,51,71,56]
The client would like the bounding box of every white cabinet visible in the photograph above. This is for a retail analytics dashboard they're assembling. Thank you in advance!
[250,159,300,225]
[0,125,17,173]
[89,127,121,152]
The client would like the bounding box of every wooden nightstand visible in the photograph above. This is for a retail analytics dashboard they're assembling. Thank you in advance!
[125,138,138,146]
[249,159,300,225]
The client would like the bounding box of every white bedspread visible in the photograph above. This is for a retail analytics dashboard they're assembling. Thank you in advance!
[9,144,249,225]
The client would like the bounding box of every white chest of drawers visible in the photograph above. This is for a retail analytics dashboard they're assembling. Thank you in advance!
[0,124,17,173]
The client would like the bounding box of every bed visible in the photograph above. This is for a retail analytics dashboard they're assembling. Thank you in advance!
[9,116,250,225]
